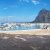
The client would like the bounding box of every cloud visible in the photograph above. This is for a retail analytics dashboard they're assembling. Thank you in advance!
[32,0,40,5]
[19,0,40,5]
[0,16,17,22]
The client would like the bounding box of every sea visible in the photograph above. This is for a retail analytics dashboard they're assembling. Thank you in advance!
[0,23,50,31]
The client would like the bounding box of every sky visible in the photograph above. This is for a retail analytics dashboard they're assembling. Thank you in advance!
[0,0,50,22]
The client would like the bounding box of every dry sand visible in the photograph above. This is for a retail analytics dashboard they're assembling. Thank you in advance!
[0,29,50,35]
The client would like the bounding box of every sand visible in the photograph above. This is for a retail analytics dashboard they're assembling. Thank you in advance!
[0,29,50,50]
[0,33,50,50]
[0,29,50,35]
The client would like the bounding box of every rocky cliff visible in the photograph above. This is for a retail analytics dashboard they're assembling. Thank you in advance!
[33,9,50,23]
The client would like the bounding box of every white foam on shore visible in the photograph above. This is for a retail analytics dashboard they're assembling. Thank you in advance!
[0,29,49,35]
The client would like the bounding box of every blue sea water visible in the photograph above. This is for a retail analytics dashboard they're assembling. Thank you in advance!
[0,23,50,31]
[12,25,40,30]
[0,23,41,31]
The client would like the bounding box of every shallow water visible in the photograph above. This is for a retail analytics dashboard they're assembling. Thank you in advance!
[10,25,40,30]
[0,23,50,31]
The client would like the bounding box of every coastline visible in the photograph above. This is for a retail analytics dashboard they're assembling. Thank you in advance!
[0,29,50,35]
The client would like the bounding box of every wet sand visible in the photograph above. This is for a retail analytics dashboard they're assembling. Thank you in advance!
[0,34,50,50]
[0,29,50,50]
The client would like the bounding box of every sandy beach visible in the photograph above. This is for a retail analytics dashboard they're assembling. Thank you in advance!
[0,33,50,50]
[0,29,50,35]
[0,29,50,50]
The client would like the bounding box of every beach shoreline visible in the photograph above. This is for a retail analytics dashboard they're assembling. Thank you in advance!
[0,29,50,50]
[0,29,50,35]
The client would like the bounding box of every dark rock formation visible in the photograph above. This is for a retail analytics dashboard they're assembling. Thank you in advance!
[33,9,50,23]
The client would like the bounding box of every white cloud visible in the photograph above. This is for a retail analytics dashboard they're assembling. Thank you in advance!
[19,0,40,5]
[0,16,17,22]
[32,0,40,5]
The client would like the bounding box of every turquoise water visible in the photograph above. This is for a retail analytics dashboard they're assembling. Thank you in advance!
[9,25,40,30]
[0,23,50,31]
[0,23,41,31]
